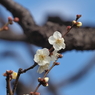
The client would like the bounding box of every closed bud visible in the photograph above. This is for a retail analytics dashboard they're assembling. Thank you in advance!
[42,82,49,87]
[8,17,13,24]
[54,62,60,65]
[72,20,76,24]
[30,92,40,95]
[58,54,63,58]
[66,26,71,30]
[76,22,82,27]
[6,70,13,74]
[76,15,82,19]
[11,71,17,79]
[38,77,42,82]
[14,17,19,22]
[3,26,8,30]
[8,17,13,21]
[43,77,49,83]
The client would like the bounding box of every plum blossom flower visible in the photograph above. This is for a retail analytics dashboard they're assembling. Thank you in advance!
[34,48,51,66]
[48,31,66,51]
[37,63,50,74]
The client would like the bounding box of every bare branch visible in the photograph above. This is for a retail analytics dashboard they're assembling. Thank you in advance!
[0,30,28,41]
[0,0,95,52]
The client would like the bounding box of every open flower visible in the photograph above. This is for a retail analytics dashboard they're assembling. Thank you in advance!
[34,48,51,66]
[48,31,66,51]
[37,63,50,74]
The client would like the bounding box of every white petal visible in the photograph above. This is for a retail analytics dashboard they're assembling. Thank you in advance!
[34,54,39,63]
[36,49,42,55]
[42,48,49,56]
[62,43,66,49]
[53,31,62,39]
[53,43,61,51]
[48,36,55,44]
[38,62,46,66]
[37,63,49,73]
[37,66,44,74]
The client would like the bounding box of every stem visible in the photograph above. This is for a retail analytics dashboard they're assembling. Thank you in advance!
[12,68,22,94]
[43,63,55,78]
[6,74,12,95]
[22,63,37,73]
[0,22,9,32]
[33,83,41,94]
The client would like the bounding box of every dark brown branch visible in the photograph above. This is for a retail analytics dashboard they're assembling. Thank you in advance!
[0,30,28,42]
[6,74,12,95]
[0,0,95,52]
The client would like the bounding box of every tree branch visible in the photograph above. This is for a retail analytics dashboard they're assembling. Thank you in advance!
[0,0,95,52]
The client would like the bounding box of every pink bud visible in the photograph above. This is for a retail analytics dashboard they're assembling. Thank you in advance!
[76,14,82,19]
[54,62,60,65]
[14,17,19,22]
[30,92,40,95]
[3,26,8,30]
[8,17,13,21]
[66,26,71,30]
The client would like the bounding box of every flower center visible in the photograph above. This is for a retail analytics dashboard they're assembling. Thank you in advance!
[55,39,62,44]
[39,55,45,60]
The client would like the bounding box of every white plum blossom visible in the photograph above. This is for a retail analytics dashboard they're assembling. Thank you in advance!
[37,63,50,74]
[48,31,66,51]
[51,50,59,62]
[34,48,51,66]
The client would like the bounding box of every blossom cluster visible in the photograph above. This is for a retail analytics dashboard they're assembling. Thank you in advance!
[34,31,66,73]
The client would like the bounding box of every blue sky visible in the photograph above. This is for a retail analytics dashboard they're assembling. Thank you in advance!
[0,0,95,95]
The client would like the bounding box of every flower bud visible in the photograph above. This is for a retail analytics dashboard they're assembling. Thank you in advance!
[66,26,71,30]
[76,22,82,27]
[38,77,42,82]
[54,62,60,65]
[11,71,17,79]
[30,92,40,95]
[8,17,13,24]
[43,77,49,83]
[58,54,63,58]
[72,20,76,24]
[3,26,8,30]
[6,70,13,74]
[42,82,49,87]
[14,17,19,22]
[76,15,82,19]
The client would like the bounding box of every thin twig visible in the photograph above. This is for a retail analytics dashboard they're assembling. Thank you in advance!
[6,74,12,95]
[12,68,22,94]
[43,63,55,78]
[12,63,37,94]
[22,63,37,73]
[0,22,9,32]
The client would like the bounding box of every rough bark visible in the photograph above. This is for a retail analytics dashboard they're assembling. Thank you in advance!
[0,0,95,52]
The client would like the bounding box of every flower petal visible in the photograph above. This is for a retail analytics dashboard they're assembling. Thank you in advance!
[48,36,55,44]
[62,43,66,49]
[37,63,49,73]
[53,31,62,39]
[53,43,61,50]
[42,48,49,56]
